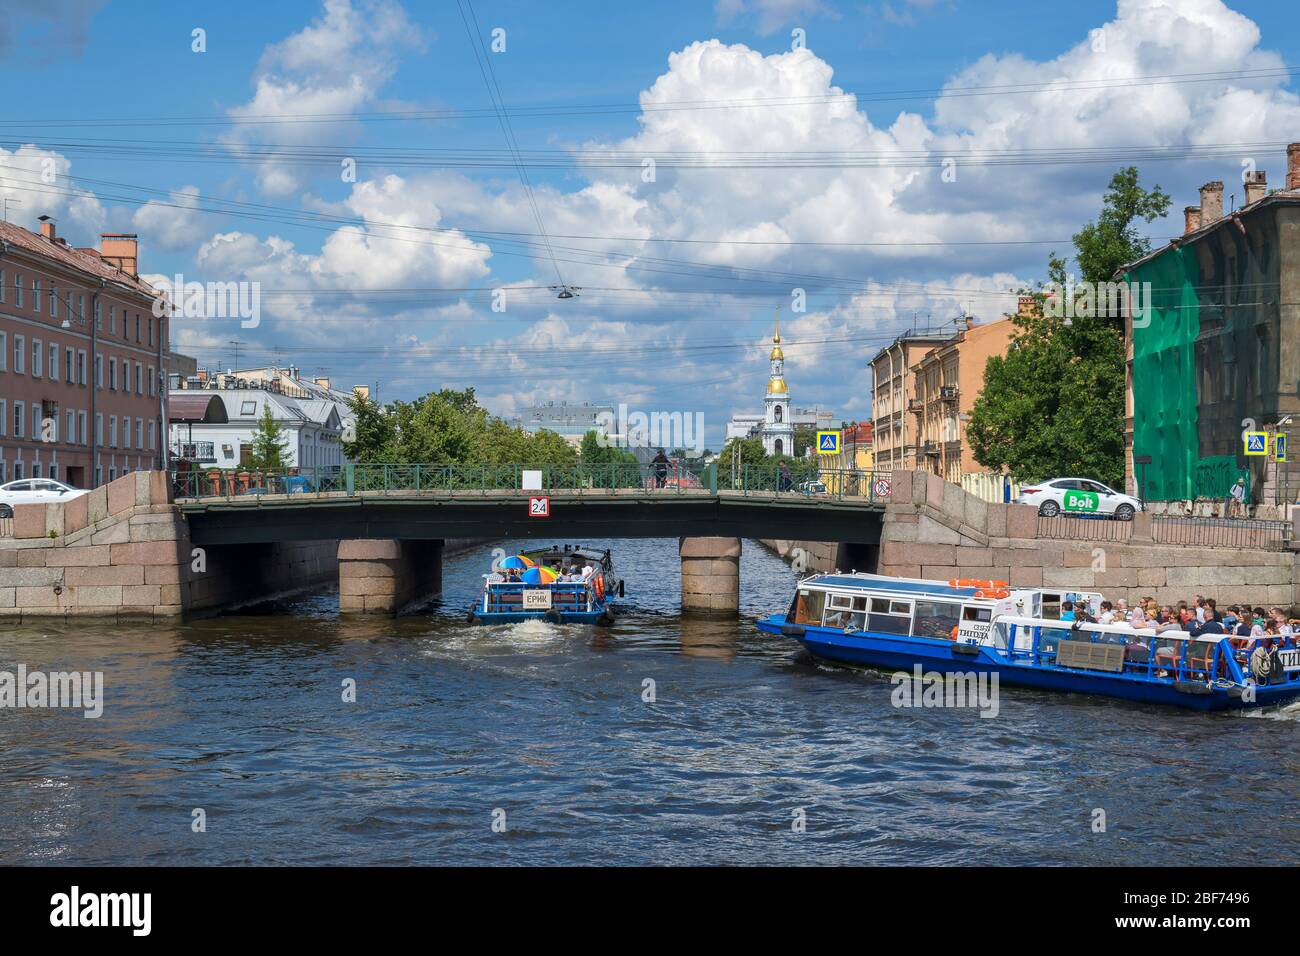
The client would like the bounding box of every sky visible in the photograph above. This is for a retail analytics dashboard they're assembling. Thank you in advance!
[2,0,1298,449]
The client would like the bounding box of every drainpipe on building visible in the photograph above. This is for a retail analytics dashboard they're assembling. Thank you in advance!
[90,279,104,487]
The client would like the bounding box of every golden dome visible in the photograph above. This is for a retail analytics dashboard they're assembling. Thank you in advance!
[766,376,788,396]
[770,343,784,361]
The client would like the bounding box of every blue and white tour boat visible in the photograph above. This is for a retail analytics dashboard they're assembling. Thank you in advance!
[468,545,623,626]
[757,573,1300,711]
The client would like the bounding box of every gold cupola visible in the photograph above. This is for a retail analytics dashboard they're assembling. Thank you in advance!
[766,310,787,395]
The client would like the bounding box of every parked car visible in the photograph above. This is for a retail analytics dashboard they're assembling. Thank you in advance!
[798,479,828,495]
[1015,477,1144,520]
[0,479,89,518]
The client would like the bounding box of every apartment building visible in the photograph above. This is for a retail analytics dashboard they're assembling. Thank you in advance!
[910,315,1015,483]
[0,219,166,487]
[868,331,950,471]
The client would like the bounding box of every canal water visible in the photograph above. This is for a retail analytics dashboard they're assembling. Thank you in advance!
[1,537,1296,865]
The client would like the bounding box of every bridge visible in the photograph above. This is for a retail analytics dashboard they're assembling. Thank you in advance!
[3,467,1296,621]
[169,462,890,615]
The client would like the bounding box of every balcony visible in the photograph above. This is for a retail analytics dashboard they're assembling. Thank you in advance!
[939,386,959,401]
[171,441,216,463]
[907,398,924,413]
[922,441,940,457]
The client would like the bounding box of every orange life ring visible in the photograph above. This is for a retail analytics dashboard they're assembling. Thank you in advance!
[973,587,1010,600]
[949,578,1010,590]
[594,573,605,601]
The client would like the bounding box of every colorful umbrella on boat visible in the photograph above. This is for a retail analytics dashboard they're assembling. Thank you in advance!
[498,555,533,570]
[520,566,559,584]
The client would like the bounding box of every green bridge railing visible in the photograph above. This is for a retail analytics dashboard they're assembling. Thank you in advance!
[171,463,896,504]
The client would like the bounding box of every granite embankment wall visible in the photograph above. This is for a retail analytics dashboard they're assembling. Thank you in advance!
[0,472,333,621]
[765,470,1300,611]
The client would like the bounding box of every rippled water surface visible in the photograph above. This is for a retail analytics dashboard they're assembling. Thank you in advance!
[1,537,1296,865]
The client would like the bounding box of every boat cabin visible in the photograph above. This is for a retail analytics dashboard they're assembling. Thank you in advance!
[787,573,1100,643]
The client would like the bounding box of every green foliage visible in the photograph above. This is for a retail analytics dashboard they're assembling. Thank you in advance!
[246,404,290,473]
[341,387,578,467]
[968,167,1167,487]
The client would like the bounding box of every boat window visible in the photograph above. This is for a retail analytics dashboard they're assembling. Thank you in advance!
[963,606,991,622]
[913,600,962,639]
[852,596,868,611]
[868,599,912,636]
[870,598,891,613]
[828,594,855,610]
[794,589,826,625]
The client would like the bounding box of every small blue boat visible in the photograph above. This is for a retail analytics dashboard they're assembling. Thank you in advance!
[757,573,1300,711]
[467,546,623,626]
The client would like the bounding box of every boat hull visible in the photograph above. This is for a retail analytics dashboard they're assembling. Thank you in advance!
[757,616,1300,712]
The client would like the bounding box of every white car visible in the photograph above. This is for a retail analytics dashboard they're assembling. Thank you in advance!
[0,479,88,518]
[1015,477,1144,521]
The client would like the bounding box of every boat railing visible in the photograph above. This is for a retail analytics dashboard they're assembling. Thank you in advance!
[481,579,596,613]
[992,616,1247,685]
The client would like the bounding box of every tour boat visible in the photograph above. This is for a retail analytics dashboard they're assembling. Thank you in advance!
[468,545,623,626]
[757,573,1300,711]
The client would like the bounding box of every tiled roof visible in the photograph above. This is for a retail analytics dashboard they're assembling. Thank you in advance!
[0,220,157,299]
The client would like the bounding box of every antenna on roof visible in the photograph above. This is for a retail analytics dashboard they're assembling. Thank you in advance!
[2,197,21,222]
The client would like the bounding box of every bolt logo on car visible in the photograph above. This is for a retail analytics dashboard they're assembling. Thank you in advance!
[1062,490,1099,512]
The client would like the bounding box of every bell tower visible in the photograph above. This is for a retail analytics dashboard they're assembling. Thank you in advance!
[762,308,794,457]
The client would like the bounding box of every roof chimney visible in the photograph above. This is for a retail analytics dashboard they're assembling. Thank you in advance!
[314,376,331,389]
[1244,170,1267,205]
[37,215,55,241]
[1288,142,1300,192]
[1199,182,1224,225]
[1183,205,1202,234]
[353,385,371,401]
[99,233,139,278]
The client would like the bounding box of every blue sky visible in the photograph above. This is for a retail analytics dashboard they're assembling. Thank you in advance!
[2,0,1298,448]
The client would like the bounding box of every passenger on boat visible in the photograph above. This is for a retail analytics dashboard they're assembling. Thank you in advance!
[1060,600,1075,623]
[1098,600,1115,624]
[580,564,594,582]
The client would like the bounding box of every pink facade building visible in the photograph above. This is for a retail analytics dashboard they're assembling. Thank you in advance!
[0,218,167,487]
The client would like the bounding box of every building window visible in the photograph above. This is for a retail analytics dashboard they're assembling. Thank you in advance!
[13,401,23,438]
[14,273,22,307]
[123,417,130,450]
[0,331,6,371]
[14,334,23,374]
[0,269,5,303]
[50,287,57,318]
[32,339,41,379]
[66,410,74,444]
[94,298,101,330]
[78,350,86,385]
[109,304,116,334]
[14,461,23,480]
[109,416,117,448]
[135,362,142,394]
[109,357,116,390]
[96,413,103,445]
[32,278,40,312]
[95,355,102,388]
[49,342,57,380]
[79,411,87,445]
[0,399,6,437]
[65,347,74,383]
[148,365,155,397]
[136,418,143,449]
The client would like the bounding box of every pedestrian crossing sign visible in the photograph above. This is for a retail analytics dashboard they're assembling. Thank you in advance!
[1276,433,1288,462]
[1244,431,1268,455]
[817,431,840,454]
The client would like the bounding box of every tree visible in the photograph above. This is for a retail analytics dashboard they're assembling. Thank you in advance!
[342,391,394,463]
[967,167,1169,487]
[246,404,290,473]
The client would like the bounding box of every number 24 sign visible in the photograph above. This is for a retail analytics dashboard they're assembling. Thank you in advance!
[528,496,550,517]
